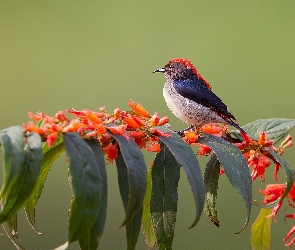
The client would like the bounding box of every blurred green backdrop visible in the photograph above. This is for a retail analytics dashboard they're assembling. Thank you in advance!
[0,1,295,249]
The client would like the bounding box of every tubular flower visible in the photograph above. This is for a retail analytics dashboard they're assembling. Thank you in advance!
[145,142,161,153]
[260,183,295,249]
[24,121,45,135]
[248,151,271,181]
[128,99,151,118]
[25,100,172,165]
[103,142,118,163]
[150,113,160,126]
[197,144,212,157]
[260,183,295,222]
[274,135,294,180]
[200,123,225,136]
[236,131,277,181]
[123,114,143,129]
[183,131,198,144]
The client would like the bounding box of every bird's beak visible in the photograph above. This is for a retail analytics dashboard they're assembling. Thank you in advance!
[153,67,165,73]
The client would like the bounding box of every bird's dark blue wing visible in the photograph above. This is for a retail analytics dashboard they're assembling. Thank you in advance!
[173,79,236,120]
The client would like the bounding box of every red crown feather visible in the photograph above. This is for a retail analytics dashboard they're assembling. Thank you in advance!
[168,58,212,89]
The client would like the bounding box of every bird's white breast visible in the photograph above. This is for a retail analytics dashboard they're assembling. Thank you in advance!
[163,81,224,126]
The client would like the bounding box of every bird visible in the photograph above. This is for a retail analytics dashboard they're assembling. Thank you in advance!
[153,58,246,134]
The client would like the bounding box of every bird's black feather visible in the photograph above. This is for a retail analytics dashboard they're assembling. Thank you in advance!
[173,79,236,120]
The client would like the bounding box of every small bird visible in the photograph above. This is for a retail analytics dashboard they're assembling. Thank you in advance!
[153,58,246,134]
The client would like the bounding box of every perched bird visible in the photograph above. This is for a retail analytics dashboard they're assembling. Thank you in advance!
[153,58,246,134]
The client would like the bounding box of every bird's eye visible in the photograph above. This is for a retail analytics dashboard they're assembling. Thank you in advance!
[169,64,174,69]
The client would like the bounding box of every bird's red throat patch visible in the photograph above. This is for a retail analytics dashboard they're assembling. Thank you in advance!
[169,58,212,89]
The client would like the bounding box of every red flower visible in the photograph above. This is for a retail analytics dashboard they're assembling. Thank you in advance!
[24,121,45,135]
[183,131,198,144]
[103,143,118,163]
[198,144,212,156]
[145,143,161,152]
[150,113,160,126]
[106,125,127,135]
[123,114,143,129]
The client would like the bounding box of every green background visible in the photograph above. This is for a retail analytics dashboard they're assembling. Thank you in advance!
[0,1,295,249]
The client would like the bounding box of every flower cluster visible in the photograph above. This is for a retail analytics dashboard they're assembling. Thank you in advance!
[23,101,295,248]
[23,100,170,162]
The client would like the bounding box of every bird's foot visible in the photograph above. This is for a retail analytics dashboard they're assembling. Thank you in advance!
[174,125,195,137]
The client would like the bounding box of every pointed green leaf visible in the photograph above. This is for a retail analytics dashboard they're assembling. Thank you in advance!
[251,208,272,250]
[3,214,24,250]
[234,118,295,144]
[24,135,64,234]
[116,150,143,250]
[63,133,102,243]
[126,207,143,250]
[142,168,156,250]
[197,132,251,233]
[4,213,18,238]
[109,130,147,227]
[0,128,43,223]
[154,127,205,228]
[78,139,107,250]
[0,127,26,199]
[203,153,220,227]
[150,143,180,250]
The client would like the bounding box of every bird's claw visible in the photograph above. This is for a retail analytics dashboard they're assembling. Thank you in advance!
[174,125,194,137]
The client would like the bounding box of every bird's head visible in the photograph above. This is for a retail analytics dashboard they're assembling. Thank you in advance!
[153,58,211,89]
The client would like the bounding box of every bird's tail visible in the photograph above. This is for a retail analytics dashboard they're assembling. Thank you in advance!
[221,115,247,135]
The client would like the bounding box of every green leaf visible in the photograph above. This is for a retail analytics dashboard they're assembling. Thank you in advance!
[109,131,147,227]
[0,127,26,200]
[142,168,156,250]
[0,128,43,224]
[3,214,24,250]
[116,150,143,250]
[154,127,205,228]
[24,135,64,234]
[251,208,272,250]
[197,132,252,233]
[235,118,295,144]
[203,153,220,227]
[150,143,180,250]
[78,139,107,250]
[63,133,102,243]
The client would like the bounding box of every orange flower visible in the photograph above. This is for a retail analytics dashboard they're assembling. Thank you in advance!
[130,131,148,149]
[94,124,107,135]
[99,134,112,147]
[150,113,160,126]
[248,152,271,181]
[107,125,127,135]
[157,116,169,126]
[55,111,69,122]
[46,132,58,147]
[284,225,295,248]
[28,111,48,122]
[123,114,142,129]
[103,143,118,163]
[63,119,83,133]
[145,143,161,152]
[183,131,198,144]
[149,127,172,137]
[197,144,212,156]
[128,99,151,118]
[200,123,224,135]
[24,121,45,135]
[113,108,121,120]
